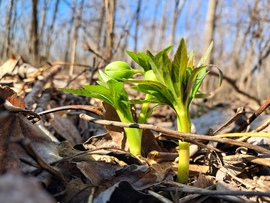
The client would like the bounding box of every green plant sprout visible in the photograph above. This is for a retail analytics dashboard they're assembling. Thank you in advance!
[60,38,222,184]
[125,38,222,183]
[60,61,146,155]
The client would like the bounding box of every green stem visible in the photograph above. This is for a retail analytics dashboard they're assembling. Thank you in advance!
[177,141,190,184]
[137,94,152,124]
[175,105,191,133]
[116,108,142,155]
[174,104,191,184]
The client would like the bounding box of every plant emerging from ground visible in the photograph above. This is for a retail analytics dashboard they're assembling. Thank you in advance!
[60,38,222,184]
[60,61,144,155]
[125,38,222,183]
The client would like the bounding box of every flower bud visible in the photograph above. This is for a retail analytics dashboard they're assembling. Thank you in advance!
[105,61,142,80]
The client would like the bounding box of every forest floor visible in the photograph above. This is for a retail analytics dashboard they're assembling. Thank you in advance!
[0,61,270,203]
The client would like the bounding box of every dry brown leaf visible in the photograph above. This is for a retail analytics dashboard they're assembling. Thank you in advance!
[0,86,25,108]
[17,63,39,79]
[0,172,56,203]
[94,181,154,203]
[60,178,92,203]
[0,54,19,77]
[193,173,215,188]
[0,108,61,173]
[103,102,126,150]
[51,113,82,145]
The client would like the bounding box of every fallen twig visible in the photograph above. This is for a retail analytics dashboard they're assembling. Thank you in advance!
[165,181,270,198]
[79,113,270,154]
[38,105,103,116]
[237,97,270,132]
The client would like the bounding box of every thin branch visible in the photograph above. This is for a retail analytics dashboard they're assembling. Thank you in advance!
[37,105,103,117]
[165,181,270,198]
[237,97,270,132]
[79,113,270,154]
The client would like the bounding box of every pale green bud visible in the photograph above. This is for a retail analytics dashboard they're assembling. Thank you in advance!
[105,61,142,80]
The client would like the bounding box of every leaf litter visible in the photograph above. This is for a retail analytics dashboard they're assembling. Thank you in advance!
[0,60,270,202]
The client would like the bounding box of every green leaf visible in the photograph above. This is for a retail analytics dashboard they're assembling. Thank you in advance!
[127,79,166,89]
[97,70,111,87]
[216,65,223,87]
[195,92,211,98]
[145,104,159,121]
[197,41,213,67]
[126,51,151,71]
[133,84,174,109]
[187,51,194,69]
[60,86,113,106]
[137,52,151,71]
[83,85,113,104]
[185,66,208,105]
[59,88,93,98]
[160,53,175,95]
[146,46,173,86]
[155,46,173,58]
[130,98,161,104]
[108,80,130,110]
[126,50,140,64]
[146,51,165,84]
[172,38,188,98]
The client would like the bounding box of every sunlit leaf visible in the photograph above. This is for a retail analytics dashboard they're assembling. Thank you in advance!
[187,51,194,69]
[185,66,208,105]
[126,51,151,71]
[172,38,188,98]
[216,65,223,87]
[195,93,211,98]
[197,41,213,67]
[126,50,140,64]
[146,51,165,84]
[137,53,151,71]
[132,84,174,108]
[60,87,109,104]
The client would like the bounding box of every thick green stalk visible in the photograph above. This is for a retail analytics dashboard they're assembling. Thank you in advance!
[174,104,191,184]
[175,104,191,133]
[177,141,190,184]
[116,108,142,155]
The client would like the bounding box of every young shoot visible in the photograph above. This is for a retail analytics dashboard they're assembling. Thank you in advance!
[126,38,222,183]
[60,63,143,155]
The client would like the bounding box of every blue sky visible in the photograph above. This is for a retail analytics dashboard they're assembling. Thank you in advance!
[120,0,210,52]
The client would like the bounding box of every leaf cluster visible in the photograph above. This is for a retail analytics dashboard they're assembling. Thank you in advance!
[127,39,222,114]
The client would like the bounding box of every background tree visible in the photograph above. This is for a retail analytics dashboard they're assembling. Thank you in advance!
[29,0,39,65]
[0,0,269,106]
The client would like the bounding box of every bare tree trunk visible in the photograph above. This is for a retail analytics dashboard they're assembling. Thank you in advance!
[45,0,60,59]
[29,0,39,65]
[170,0,185,56]
[69,0,85,77]
[40,0,48,43]
[104,0,115,61]
[96,5,105,51]
[160,1,169,46]
[4,0,13,59]
[134,0,141,52]
[201,0,217,94]
[147,0,159,51]
[203,0,217,65]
